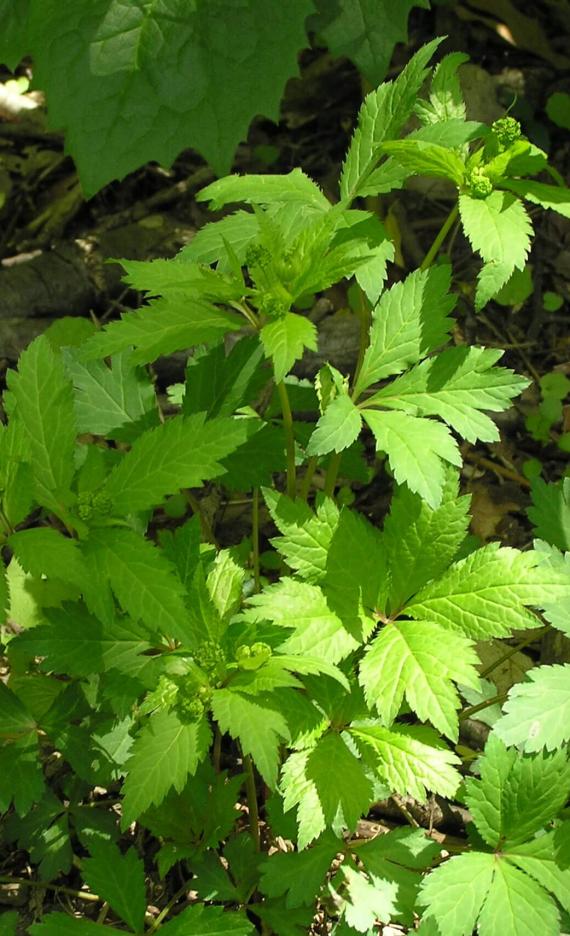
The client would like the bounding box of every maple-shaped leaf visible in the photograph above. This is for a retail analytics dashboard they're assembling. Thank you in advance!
[382,471,470,611]
[103,413,249,514]
[354,266,455,398]
[281,732,373,849]
[263,489,339,583]
[351,724,461,802]
[121,710,211,826]
[405,542,570,639]
[211,688,289,789]
[494,663,570,752]
[82,841,146,933]
[367,346,529,444]
[459,191,533,310]
[359,619,481,740]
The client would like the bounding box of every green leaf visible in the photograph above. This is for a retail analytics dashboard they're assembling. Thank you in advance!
[104,413,248,514]
[263,489,340,583]
[215,420,286,492]
[307,393,362,456]
[81,298,243,366]
[528,477,570,551]
[494,663,570,752]
[158,904,254,936]
[340,864,399,930]
[82,842,146,933]
[477,859,560,936]
[416,52,469,124]
[8,335,76,509]
[405,542,570,639]
[121,710,212,826]
[260,313,318,384]
[505,829,570,914]
[459,191,533,310]
[359,619,480,740]
[354,266,455,398]
[0,735,44,816]
[0,0,29,69]
[380,140,465,184]
[259,832,341,907]
[211,688,289,789]
[418,852,495,936]
[363,409,461,509]
[465,736,570,849]
[14,604,152,678]
[323,506,387,628]
[29,916,114,936]
[502,179,570,220]
[383,471,470,611]
[199,170,329,212]
[314,0,429,85]
[351,724,461,802]
[340,38,442,201]
[63,349,156,438]
[178,211,260,269]
[367,346,529,444]
[9,528,89,592]
[0,910,18,936]
[246,579,362,663]
[282,733,373,849]
[25,0,315,195]
[183,337,266,419]
[0,682,36,739]
[85,528,195,647]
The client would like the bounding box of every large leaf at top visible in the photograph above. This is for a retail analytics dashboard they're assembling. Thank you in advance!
[340,38,442,201]
[459,191,532,310]
[314,0,430,85]
[121,710,212,826]
[494,663,570,753]
[354,265,455,398]
[14,0,315,195]
[103,413,248,514]
[367,346,529,444]
[405,542,570,639]
[8,335,76,510]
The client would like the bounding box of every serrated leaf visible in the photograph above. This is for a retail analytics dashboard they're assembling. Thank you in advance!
[505,829,570,914]
[0,735,44,816]
[199,169,329,211]
[417,852,495,936]
[367,346,528,444]
[459,191,533,310]
[122,710,211,826]
[259,832,341,907]
[502,179,570,219]
[528,478,570,551]
[263,489,340,583]
[260,313,318,384]
[0,910,18,936]
[322,506,387,627]
[531,541,570,636]
[359,619,480,740]
[81,298,243,365]
[9,528,89,592]
[215,420,286,492]
[82,842,146,933]
[363,409,461,509]
[63,349,156,438]
[282,733,373,849]
[494,663,570,752]
[340,38,442,201]
[24,0,315,195]
[207,550,245,622]
[8,335,76,509]
[183,337,266,419]
[307,393,362,456]
[178,211,260,269]
[0,682,36,739]
[85,528,196,647]
[29,916,114,936]
[159,904,254,936]
[340,864,399,931]
[351,724,461,802]
[245,579,362,663]
[383,472,470,610]
[354,266,455,398]
[416,52,469,124]
[405,542,570,639]
[104,413,248,514]
[381,140,465,184]
[211,688,289,789]
[477,859,560,936]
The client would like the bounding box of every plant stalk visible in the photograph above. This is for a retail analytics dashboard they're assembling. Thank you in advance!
[420,203,459,271]
[252,487,261,593]
[277,380,296,499]
[299,455,318,502]
[243,754,261,852]
[324,451,342,498]
[479,625,550,680]
[459,692,507,722]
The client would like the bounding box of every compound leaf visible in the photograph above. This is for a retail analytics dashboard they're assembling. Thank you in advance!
[528,478,570,552]
[260,314,318,384]
[417,852,495,936]
[263,489,339,583]
[211,689,289,789]
[502,179,570,220]
[494,663,570,752]
[82,841,146,933]
[307,393,362,456]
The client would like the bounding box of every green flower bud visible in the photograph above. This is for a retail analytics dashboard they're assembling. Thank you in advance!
[245,243,272,269]
[193,640,226,680]
[175,695,205,724]
[467,166,493,199]
[236,641,272,671]
[492,116,522,149]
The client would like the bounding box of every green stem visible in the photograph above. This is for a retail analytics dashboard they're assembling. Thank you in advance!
[213,726,222,773]
[459,692,507,722]
[277,381,296,499]
[252,487,261,593]
[0,875,100,903]
[324,452,342,498]
[479,625,550,680]
[243,754,261,852]
[185,490,218,547]
[147,880,191,933]
[351,288,371,404]
[299,455,318,502]
[420,203,459,271]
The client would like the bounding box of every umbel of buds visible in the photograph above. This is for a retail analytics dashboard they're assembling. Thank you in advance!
[492,116,522,149]
[466,166,493,200]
